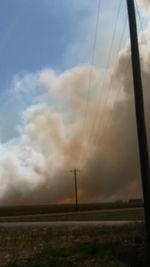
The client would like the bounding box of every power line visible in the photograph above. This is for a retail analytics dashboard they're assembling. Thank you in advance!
[89,14,130,158]
[78,1,128,172]
[134,0,150,136]
[94,14,128,140]
[86,0,125,153]
[81,0,101,139]
[93,62,130,154]
[87,0,123,140]
[135,0,150,46]
[137,0,150,29]
[78,0,101,168]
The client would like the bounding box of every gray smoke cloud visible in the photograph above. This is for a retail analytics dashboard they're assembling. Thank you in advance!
[0,25,150,205]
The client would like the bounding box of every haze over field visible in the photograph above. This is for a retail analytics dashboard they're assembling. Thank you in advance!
[0,0,150,205]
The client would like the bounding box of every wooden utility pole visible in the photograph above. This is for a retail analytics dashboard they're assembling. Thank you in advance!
[126,0,150,263]
[70,168,80,211]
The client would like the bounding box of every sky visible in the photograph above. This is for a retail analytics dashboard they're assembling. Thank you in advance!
[0,0,150,205]
[0,0,125,84]
[0,0,129,141]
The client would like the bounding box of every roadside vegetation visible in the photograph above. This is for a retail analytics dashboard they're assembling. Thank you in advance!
[0,223,145,267]
[0,202,144,223]
[0,202,143,217]
[0,207,144,222]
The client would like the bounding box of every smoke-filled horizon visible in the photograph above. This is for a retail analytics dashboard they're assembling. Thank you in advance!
[0,1,150,205]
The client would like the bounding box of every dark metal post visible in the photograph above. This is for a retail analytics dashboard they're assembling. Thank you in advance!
[126,0,150,263]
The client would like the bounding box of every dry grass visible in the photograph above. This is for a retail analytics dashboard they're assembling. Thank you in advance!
[0,207,144,222]
[0,223,146,267]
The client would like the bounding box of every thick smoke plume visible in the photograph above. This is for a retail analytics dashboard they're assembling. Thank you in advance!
[0,26,150,205]
[138,0,150,13]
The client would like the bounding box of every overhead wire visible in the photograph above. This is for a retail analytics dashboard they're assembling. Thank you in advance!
[88,0,149,159]
[85,17,132,176]
[134,0,150,139]
[78,0,147,201]
[80,0,101,137]
[90,13,129,155]
[78,0,101,168]
[135,0,150,45]
[142,0,150,28]
[85,0,124,154]
[79,0,150,201]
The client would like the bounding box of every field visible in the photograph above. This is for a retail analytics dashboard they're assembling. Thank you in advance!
[0,207,144,222]
[0,202,144,222]
[0,223,146,267]
[0,202,144,216]
[0,203,145,266]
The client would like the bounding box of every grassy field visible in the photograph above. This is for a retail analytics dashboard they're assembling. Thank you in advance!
[0,208,144,223]
[0,207,144,222]
[0,200,144,223]
[0,204,145,266]
[0,202,143,217]
[0,223,146,267]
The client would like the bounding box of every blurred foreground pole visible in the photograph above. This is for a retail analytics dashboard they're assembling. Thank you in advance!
[70,168,80,211]
[126,0,150,264]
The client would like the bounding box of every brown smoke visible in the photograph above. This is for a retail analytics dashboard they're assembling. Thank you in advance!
[1,26,150,205]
